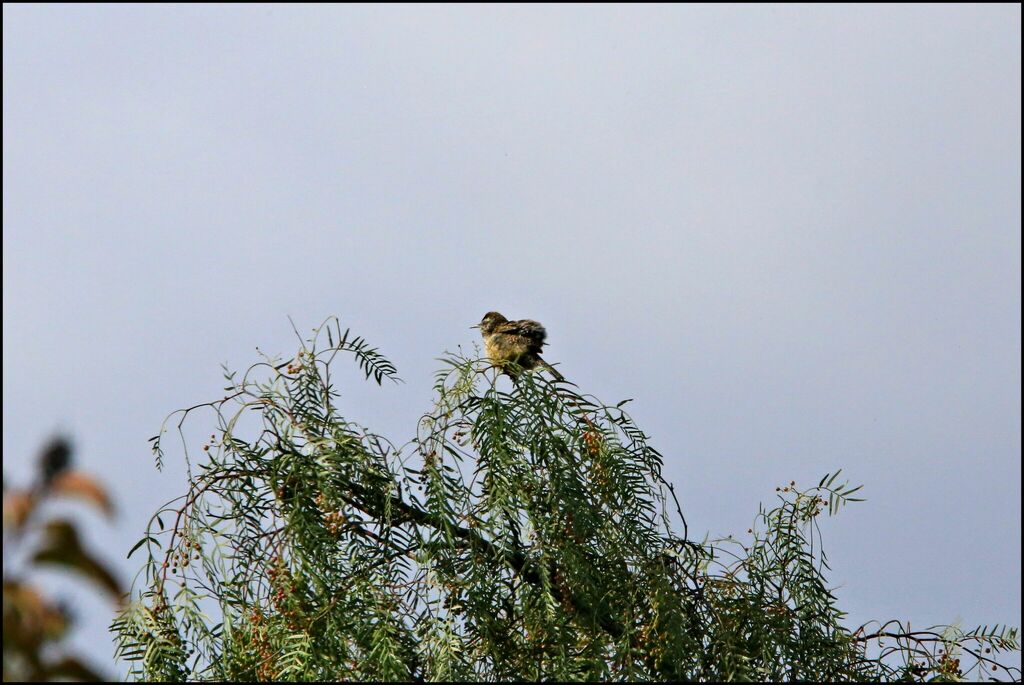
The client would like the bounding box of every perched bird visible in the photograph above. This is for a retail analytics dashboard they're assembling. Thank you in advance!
[473,311,565,382]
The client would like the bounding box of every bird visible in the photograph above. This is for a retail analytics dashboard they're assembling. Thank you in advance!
[473,311,565,382]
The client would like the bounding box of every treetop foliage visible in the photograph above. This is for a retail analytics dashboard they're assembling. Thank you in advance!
[112,317,1020,681]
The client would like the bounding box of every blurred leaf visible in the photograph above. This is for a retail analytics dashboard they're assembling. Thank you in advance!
[3,490,36,531]
[48,471,115,517]
[3,580,68,649]
[5,439,118,682]
[42,656,105,682]
[31,520,124,600]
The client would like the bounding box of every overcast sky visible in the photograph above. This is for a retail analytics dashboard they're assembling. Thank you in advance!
[3,4,1020,676]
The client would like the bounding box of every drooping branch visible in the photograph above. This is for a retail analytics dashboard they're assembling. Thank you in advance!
[340,478,628,640]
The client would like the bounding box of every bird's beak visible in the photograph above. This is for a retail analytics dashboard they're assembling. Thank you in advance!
[470,324,480,330]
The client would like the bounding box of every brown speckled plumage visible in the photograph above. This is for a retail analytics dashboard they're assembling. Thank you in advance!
[476,311,565,381]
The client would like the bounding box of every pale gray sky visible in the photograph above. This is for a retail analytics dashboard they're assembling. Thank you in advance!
[3,4,1020,675]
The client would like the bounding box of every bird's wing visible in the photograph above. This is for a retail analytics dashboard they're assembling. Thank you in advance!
[498,319,548,351]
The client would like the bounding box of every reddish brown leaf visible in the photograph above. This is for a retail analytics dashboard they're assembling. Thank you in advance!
[2,490,36,530]
[48,471,115,517]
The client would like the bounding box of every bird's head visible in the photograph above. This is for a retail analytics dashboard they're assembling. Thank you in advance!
[473,311,507,334]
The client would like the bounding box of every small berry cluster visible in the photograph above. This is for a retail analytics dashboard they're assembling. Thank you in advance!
[936,652,962,678]
[267,560,303,630]
[553,567,575,614]
[163,536,202,575]
[315,492,348,535]
[423,450,438,469]
[591,460,611,490]
[246,609,276,680]
[582,429,603,457]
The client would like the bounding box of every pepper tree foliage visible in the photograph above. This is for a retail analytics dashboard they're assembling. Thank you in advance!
[112,318,1020,681]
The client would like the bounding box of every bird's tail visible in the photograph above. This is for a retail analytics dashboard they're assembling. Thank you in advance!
[537,356,565,382]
